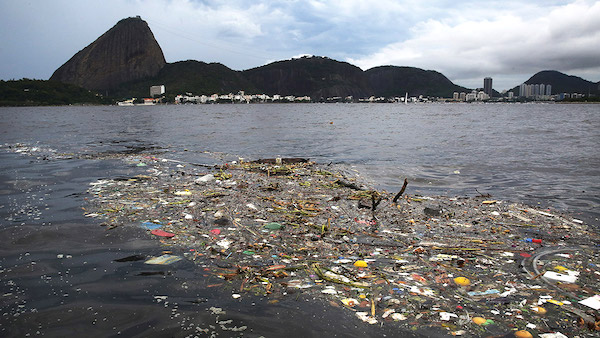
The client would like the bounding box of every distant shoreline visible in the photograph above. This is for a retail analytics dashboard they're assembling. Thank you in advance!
[3,101,600,108]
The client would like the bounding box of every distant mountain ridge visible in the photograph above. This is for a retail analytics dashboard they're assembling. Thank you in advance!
[242,56,371,99]
[47,17,471,100]
[48,17,599,101]
[365,66,469,98]
[512,70,600,96]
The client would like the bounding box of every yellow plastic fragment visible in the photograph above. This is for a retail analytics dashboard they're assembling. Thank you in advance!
[354,260,368,268]
[514,330,533,338]
[482,200,497,204]
[532,306,547,315]
[453,277,471,286]
[472,317,486,325]
[546,299,563,306]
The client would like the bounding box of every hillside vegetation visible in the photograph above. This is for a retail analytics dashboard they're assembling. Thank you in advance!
[0,79,110,106]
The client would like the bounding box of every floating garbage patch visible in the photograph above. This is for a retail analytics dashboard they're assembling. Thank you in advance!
[5,143,600,336]
[80,153,600,337]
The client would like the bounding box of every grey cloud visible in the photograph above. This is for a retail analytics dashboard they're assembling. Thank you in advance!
[1,0,599,88]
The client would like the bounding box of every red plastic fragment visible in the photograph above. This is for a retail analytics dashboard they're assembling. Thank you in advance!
[151,229,175,238]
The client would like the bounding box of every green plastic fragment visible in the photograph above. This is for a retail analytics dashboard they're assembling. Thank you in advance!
[481,319,494,326]
[242,250,256,255]
[264,222,284,230]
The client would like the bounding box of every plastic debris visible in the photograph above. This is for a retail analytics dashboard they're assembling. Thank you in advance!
[81,153,600,336]
[514,330,533,338]
[356,312,377,324]
[216,239,232,249]
[144,254,183,265]
[141,221,163,230]
[531,306,547,315]
[150,229,175,238]
[467,289,499,297]
[539,333,568,338]
[341,298,359,307]
[453,277,471,286]
[439,312,458,321]
[472,317,486,325]
[264,222,284,230]
[543,271,578,284]
[195,174,215,184]
[353,260,368,268]
[579,295,600,310]
[390,313,407,321]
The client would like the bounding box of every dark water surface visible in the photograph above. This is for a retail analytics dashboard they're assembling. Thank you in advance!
[0,103,598,337]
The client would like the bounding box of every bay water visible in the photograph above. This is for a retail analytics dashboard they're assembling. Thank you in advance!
[0,103,598,337]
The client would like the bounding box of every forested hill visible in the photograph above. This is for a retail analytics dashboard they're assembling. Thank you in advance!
[0,79,110,106]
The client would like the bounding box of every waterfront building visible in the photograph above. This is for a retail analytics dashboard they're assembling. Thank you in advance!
[150,85,165,97]
[483,77,493,98]
[519,84,526,97]
[477,91,489,101]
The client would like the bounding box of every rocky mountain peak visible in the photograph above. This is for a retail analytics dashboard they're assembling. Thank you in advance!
[50,16,166,92]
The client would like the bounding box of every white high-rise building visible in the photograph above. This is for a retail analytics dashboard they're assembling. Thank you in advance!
[519,84,526,97]
[150,85,165,97]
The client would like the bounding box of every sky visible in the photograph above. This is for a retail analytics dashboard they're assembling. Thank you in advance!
[1,0,600,91]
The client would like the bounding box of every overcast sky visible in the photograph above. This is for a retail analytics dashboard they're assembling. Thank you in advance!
[1,0,599,90]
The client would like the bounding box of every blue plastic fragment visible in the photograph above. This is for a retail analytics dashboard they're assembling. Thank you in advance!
[141,221,162,230]
[467,289,500,296]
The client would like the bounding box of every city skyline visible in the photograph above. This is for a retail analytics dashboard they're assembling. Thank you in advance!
[1,0,599,90]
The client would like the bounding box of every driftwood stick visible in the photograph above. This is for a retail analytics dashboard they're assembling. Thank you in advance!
[392,178,409,203]
[371,192,382,211]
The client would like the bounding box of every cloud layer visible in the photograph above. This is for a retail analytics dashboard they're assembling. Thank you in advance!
[348,0,600,89]
[1,0,599,90]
